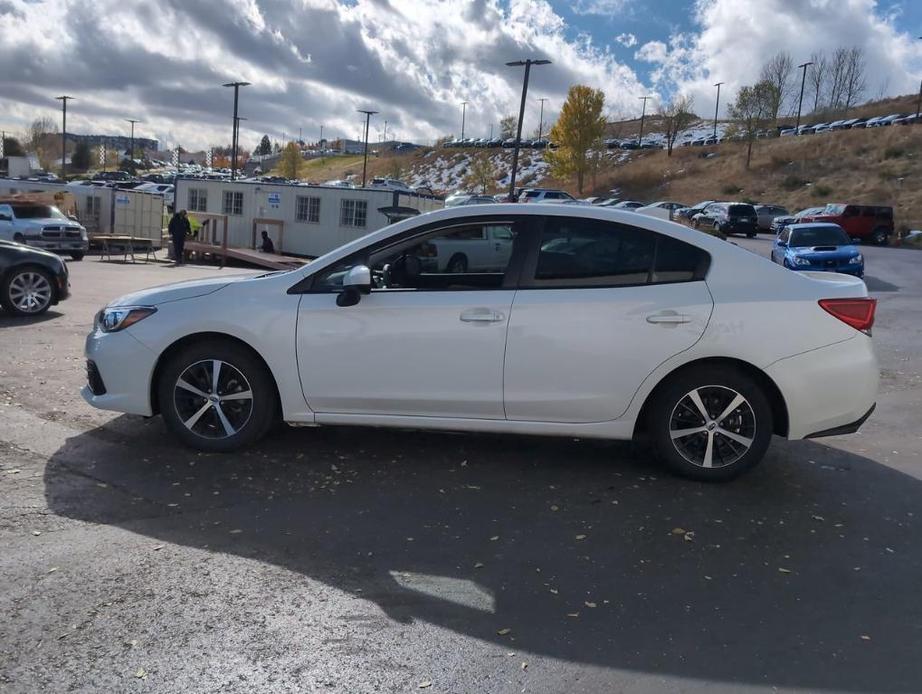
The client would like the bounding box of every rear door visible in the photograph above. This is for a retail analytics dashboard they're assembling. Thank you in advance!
[503,215,714,423]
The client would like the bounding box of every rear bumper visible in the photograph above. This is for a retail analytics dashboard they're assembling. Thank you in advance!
[805,403,875,438]
[766,335,878,440]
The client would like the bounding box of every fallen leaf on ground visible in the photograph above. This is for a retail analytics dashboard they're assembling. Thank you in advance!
[490,536,500,541]
[418,681,432,689]
[229,529,243,534]
[566,612,579,618]
[575,534,587,541]
[521,662,528,670]
[31,531,41,536]
[135,668,147,679]
[584,601,597,608]
[497,628,512,635]
[152,545,164,551]
[860,635,871,641]
[778,567,792,574]
[672,527,686,535]
[474,562,484,569]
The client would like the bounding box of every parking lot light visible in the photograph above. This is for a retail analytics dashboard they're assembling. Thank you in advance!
[125,119,140,163]
[357,109,378,187]
[506,59,551,199]
[55,95,73,180]
[795,62,813,133]
[712,83,724,142]
[638,96,652,147]
[916,38,922,119]
[460,101,468,141]
[222,81,251,181]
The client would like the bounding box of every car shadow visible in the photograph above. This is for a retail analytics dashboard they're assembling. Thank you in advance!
[44,418,921,691]
[865,276,900,292]
[0,309,63,327]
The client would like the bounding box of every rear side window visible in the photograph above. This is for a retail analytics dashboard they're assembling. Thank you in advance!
[530,217,708,287]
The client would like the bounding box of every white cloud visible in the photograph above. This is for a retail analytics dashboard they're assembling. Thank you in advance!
[0,0,650,150]
[646,0,922,118]
[635,40,667,63]
[616,32,637,48]
[572,0,631,16]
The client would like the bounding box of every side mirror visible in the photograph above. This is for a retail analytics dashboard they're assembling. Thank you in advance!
[0,214,10,222]
[336,265,371,307]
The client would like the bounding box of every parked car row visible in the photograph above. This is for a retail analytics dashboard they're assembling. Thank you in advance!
[780,112,922,136]
[443,137,552,149]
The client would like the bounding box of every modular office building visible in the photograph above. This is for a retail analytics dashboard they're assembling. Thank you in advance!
[174,178,444,258]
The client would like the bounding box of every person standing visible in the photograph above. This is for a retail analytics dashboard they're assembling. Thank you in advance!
[168,209,191,265]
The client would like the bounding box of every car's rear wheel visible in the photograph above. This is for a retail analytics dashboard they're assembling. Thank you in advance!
[157,339,278,452]
[446,254,468,273]
[1,267,55,316]
[646,366,773,481]
[871,227,889,246]
[70,252,85,261]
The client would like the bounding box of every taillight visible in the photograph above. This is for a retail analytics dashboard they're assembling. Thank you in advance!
[818,298,876,334]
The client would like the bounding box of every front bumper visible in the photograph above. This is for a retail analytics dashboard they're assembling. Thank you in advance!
[82,327,159,416]
[25,239,89,253]
[788,263,864,277]
[766,335,878,440]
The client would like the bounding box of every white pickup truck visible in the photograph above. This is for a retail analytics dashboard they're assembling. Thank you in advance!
[0,202,89,260]
[419,223,515,273]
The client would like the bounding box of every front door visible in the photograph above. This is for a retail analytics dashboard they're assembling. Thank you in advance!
[296,218,525,419]
[503,215,713,423]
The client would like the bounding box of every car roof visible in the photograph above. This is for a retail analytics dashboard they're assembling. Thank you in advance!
[787,222,846,230]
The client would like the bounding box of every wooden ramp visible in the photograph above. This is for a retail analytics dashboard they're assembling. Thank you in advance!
[183,241,308,271]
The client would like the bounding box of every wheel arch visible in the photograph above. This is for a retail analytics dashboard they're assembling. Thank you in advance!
[632,356,789,439]
[149,331,282,416]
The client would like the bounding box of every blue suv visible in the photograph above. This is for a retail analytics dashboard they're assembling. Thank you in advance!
[771,223,864,278]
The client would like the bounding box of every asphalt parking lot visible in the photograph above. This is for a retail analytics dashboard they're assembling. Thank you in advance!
[1,239,920,693]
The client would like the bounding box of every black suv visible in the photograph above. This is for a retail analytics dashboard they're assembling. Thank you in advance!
[705,203,759,238]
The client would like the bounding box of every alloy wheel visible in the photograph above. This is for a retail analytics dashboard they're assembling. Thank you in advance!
[669,385,756,468]
[173,359,254,439]
[8,271,53,314]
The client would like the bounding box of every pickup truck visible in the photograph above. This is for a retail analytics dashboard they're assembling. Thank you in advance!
[418,224,515,273]
[0,202,89,260]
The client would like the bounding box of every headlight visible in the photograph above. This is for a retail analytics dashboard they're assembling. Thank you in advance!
[95,306,157,333]
[848,253,863,264]
[81,228,88,240]
[792,256,812,266]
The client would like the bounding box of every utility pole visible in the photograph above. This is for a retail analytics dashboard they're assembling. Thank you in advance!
[222,81,250,180]
[383,120,388,143]
[537,97,548,142]
[916,38,922,119]
[319,125,324,147]
[55,95,73,180]
[506,59,551,200]
[125,119,140,164]
[460,101,468,140]
[357,109,378,187]
[637,95,652,146]
[795,62,813,133]
[489,123,493,139]
[712,82,724,141]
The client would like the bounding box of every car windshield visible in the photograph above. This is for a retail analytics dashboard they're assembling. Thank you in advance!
[11,205,67,219]
[823,204,846,215]
[789,226,851,247]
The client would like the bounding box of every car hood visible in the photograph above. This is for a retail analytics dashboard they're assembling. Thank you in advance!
[108,273,256,307]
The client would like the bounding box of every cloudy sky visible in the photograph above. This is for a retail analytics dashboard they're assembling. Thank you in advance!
[1,0,920,152]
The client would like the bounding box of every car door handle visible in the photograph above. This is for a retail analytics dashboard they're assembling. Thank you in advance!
[646,311,691,325]
[460,308,505,323]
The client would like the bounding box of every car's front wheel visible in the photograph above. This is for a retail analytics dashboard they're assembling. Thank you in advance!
[871,227,889,246]
[1,266,55,316]
[157,339,278,452]
[70,252,85,261]
[646,365,773,481]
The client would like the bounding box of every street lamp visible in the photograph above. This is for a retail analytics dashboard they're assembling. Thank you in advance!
[235,116,248,168]
[125,119,140,164]
[916,38,922,119]
[222,81,250,180]
[357,108,378,187]
[506,59,551,199]
[460,101,468,141]
[712,83,724,141]
[637,95,652,146]
[537,97,548,142]
[795,62,813,134]
[55,95,73,180]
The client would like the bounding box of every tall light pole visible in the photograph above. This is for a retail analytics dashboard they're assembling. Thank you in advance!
[222,81,250,181]
[712,82,724,141]
[537,97,548,142]
[637,95,652,146]
[916,38,922,119]
[506,59,551,199]
[460,101,468,140]
[125,119,140,163]
[795,62,813,133]
[55,96,73,180]
[357,108,378,187]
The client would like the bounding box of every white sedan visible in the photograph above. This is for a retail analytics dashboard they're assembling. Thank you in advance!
[83,205,878,481]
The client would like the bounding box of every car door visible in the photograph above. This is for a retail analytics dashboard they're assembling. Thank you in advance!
[295,217,526,419]
[503,215,713,423]
[0,204,13,241]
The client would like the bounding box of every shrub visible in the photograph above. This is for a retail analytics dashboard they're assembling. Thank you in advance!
[813,184,832,197]
[781,174,806,191]
[884,146,905,160]
[721,184,742,195]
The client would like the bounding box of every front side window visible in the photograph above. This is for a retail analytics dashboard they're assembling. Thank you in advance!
[312,221,519,292]
[340,199,367,227]
[529,217,708,287]
[222,191,243,215]
[296,196,321,223]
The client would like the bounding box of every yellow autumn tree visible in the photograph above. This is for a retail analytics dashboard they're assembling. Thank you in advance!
[278,141,305,180]
[545,85,607,194]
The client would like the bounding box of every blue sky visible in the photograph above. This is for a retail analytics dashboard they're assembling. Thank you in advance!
[1,0,920,149]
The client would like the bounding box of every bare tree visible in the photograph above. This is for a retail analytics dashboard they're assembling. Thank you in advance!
[808,51,828,113]
[26,116,57,153]
[841,46,867,111]
[827,47,849,111]
[759,51,794,120]
[729,81,776,169]
[659,94,696,157]
[499,115,518,140]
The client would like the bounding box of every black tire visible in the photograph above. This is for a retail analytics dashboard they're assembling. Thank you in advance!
[1,266,55,316]
[646,365,773,482]
[871,227,889,246]
[12,233,24,243]
[693,218,701,229]
[746,231,757,238]
[446,253,468,273]
[70,252,85,261]
[157,339,278,452]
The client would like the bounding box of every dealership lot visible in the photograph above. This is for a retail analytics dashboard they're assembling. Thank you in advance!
[1,240,921,693]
